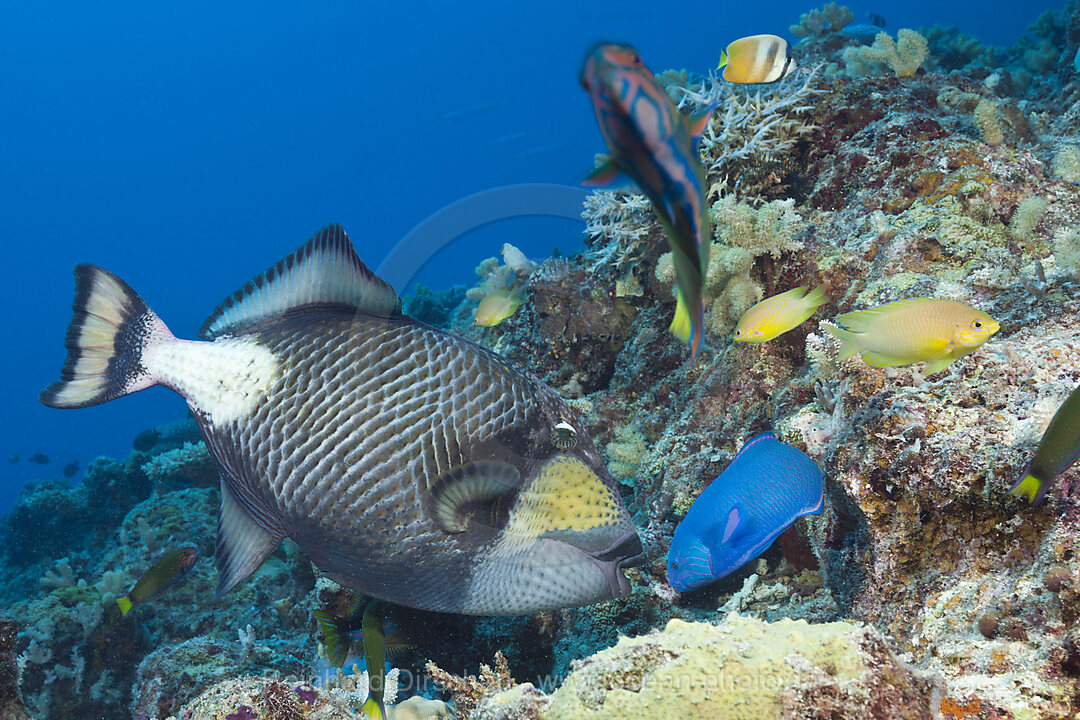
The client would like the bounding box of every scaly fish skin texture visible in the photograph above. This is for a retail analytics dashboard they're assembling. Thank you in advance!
[199,311,641,615]
[41,227,644,617]
[580,43,711,359]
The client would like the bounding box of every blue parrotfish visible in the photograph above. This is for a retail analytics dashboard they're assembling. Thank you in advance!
[580,43,715,360]
[41,224,644,615]
[1010,383,1080,505]
[667,433,824,592]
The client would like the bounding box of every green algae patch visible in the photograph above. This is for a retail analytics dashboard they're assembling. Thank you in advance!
[538,614,935,720]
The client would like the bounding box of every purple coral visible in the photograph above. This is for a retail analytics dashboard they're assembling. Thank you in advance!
[294,683,317,706]
[225,706,257,720]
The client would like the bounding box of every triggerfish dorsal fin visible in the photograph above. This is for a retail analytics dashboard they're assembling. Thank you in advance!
[199,223,401,340]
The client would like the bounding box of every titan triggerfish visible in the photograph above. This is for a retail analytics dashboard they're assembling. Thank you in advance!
[41,224,645,615]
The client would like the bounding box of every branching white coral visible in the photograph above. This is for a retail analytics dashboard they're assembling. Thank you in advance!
[582,190,654,276]
[679,66,822,201]
[40,558,75,589]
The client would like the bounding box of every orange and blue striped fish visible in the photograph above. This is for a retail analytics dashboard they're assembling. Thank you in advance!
[580,43,715,360]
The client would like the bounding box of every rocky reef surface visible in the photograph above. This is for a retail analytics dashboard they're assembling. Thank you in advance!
[4,4,1080,719]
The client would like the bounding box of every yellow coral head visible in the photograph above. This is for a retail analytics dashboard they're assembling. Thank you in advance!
[955,310,999,348]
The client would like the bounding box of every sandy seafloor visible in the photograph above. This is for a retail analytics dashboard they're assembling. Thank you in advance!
[5,3,1080,719]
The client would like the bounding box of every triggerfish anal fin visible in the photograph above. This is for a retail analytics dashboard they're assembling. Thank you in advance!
[200,223,401,340]
[580,43,713,361]
[213,477,286,598]
[667,432,823,592]
[1009,383,1080,505]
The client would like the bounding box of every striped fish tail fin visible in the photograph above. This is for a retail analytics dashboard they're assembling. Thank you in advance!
[670,290,705,360]
[40,266,173,409]
[116,594,134,617]
[1009,472,1050,505]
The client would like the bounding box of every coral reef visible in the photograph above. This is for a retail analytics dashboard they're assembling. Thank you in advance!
[11,4,1080,719]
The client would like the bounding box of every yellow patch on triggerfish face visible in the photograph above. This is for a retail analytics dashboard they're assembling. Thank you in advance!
[506,456,622,540]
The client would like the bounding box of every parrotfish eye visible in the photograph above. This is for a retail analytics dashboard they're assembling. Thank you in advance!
[553,421,577,450]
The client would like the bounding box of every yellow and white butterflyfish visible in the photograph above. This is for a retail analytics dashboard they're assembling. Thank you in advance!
[717,34,797,84]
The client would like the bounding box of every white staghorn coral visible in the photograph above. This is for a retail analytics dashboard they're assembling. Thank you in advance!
[679,67,822,202]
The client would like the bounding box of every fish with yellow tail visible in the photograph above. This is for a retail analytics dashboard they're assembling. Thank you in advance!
[822,298,999,375]
[580,43,714,360]
[1010,384,1080,505]
[116,547,199,616]
[314,599,408,719]
[41,224,644,615]
[717,34,797,84]
[734,284,828,343]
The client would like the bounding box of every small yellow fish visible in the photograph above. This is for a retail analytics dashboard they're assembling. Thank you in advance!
[717,34,797,84]
[822,299,999,375]
[734,284,829,344]
[474,288,521,327]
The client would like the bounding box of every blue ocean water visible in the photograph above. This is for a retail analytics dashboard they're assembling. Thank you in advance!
[0,0,1062,513]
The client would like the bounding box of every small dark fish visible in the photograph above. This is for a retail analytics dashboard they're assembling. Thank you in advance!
[29,453,50,465]
[116,547,199,616]
[1010,384,1080,505]
[133,428,162,452]
[868,12,886,28]
[62,461,79,478]
[6,453,18,464]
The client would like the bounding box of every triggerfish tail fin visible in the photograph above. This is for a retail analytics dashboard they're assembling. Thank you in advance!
[40,265,172,409]
[313,609,351,668]
[669,291,705,360]
[116,595,133,617]
[1009,472,1049,506]
[361,697,387,720]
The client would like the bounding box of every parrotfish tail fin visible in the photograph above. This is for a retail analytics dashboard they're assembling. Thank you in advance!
[1009,472,1050,506]
[116,595,133,617]
[669,290,705,360]
[40,265,172,409]
[820,323,861,362]
[361,697,387,720]
[312,609,351,668]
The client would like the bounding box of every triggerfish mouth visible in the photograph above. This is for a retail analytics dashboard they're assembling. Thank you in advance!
[667,432,823,593]
[41,224,645,615]
[580,43,714,360]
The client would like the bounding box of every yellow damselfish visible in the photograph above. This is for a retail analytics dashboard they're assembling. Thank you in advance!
[474,288,522,327]
[823,298,999,375]
[734,284,829,344]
